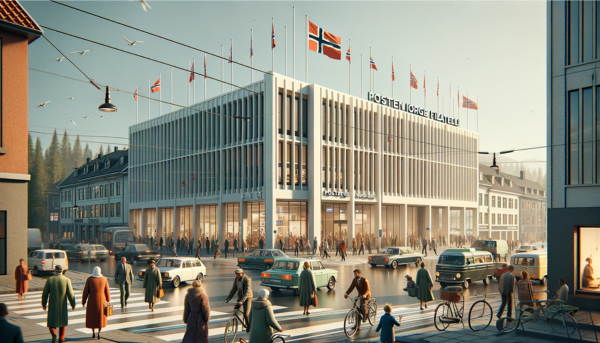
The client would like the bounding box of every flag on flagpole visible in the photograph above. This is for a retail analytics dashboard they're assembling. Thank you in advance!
[462,95,478,109]
[392,61,395,81]
[204,55,207,79]
[272,23,276,49]
[437,79,439,96]
[370,56,377,70]
[346,47,351,63]
[308,20,342,60]
[424,73,426,90]
[151,77,161,93]
[387,134,392,143]
[189,62,195,83]
[410,71,418,89]
[134,87,138,101]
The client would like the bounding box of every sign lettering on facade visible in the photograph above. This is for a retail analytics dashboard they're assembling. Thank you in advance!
[368,92,459,127]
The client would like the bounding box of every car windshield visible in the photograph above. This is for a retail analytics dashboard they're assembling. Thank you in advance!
[80,246,93,251]
[47,252,66,259]
[438,255,465,265]
[272,261,299,270]
[136,244,150,251]
[156,259,182,268]
[115,231,134,243]
[94,245,107,251]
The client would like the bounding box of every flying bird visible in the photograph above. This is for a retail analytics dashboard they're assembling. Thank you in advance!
[36,101,51,108]
[70,50,92,55]
[140,0,151,11]
[82,115,89,119]
[123,35,143,46]
[55,56,65,62]
[94,114,106,119]
[67,97,75,100]
[66,119,77,125]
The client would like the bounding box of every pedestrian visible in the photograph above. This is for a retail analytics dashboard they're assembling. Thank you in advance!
[14,258,29,301]
[259,237,264,250]
[0,303,24,343]
[188,240,193,255]
[352,238,357,255]
[416,262,434,310]
[214,243,220,259]
[182,280,210,343]
[367,238,371,254]
[335,238,340,256]
[340,239,347,262]
[299,262,316,316]
[224,238,230,258]
[313,237,318,255]
[300,237,304,254]
[323,240,331,258]
[143,260,162,312]
[233,238,238,257]
[242,239,247,255]
[177,237,182,252]
[195,244,200,259]
[280,238,285,252]
[295,239,299,256]
[150,235,154,249]
[497,265,515,318]
[376,304,401,343]
[172,242,178,257]
[319,242,323,257]
[206,237,210,255]
[359,240,365,255]
[431,238,438,256]
[115,256,134,308]
[82,266,110,339]
[247,289,282,343]
[159,236,164,251]
[517,270,533,310]
[421,237,428,257]
[41,265,76,343]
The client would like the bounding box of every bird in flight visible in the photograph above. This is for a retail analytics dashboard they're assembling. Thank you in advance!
[36,101,51,108]
[82,115,89,119]
[94,114,106,119]
[70,50,92,55]
[55,56,65,62]
[67,97,75,100]
[140,0,151,11]
[123,35,143,46]
[66,119,77,125]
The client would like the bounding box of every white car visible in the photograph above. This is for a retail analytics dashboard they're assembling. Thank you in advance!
[137,257,207,288]
[28,249,69,276]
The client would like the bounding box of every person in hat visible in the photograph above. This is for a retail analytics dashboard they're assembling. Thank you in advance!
[41,265,76,343]
[225,268,252,330]
[143,260,162,311]
[0,303,24,343]
[82,266,110,339]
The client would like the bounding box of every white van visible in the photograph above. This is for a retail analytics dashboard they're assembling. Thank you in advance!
[28,229,42,252]
[28,249,69,276]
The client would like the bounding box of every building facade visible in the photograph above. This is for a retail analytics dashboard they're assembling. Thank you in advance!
[0,1,41,280]
[57,148,129,243]
[46,183,60,240]
[129,74,479,251]
[548,1,600,308]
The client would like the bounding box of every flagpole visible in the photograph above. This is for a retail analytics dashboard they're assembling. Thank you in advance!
[409,65,412,103]
[293,6,295,79]
[349,39,351,95]
[305,15,308,82]
[185,62,188,106]
[424,71,426,109]
[449,83,451,117]
[285,25,288,76]
[437,77,439,115]
[369,47,372,93]
[204,53,207,101]
[457,86,460,126]
[221,45,224,94]
[148,79,150,119]
[360,54,363,98]
[193,58,196,104]
[467,91,469,131]
[477,95,479,133]
[159,73,162,116]
[231,39,233,91]
[136,84,139,124]
[391,56,394,99]
[272,18,275,74]
[251,29,253,83]
[171,66,174,111]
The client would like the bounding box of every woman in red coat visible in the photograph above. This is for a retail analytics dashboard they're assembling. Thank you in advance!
[14,258,28,300]
[82,266,110,339]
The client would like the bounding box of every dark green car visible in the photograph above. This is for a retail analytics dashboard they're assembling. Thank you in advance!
[237,249,287,270]
[260,258,339,295]
[114,244,161,264]
[435,248,495,289]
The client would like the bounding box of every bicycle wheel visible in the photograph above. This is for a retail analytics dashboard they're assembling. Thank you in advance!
[496,317,519,333]
[343,309,359,338]
[367,301,378,326]
[434,302,452,331]
[468,300,493,331]
[224,316,239,343]
[269,336,285,343]
[550,312,577,336]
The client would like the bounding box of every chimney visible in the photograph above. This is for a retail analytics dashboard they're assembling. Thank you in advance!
[114,147,118,152]
[86,157,91,163]
[501,178,504,186]
[520,171,525,180]
[491,176,495,184]
[98,153,102,159]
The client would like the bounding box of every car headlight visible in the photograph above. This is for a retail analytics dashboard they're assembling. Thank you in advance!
[162,272,169,277]
[456,273,461,278]
[138,272,144,277]
[435,271,440,277]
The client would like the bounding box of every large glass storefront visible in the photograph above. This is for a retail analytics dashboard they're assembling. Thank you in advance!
[179,206,193,240]
[276,202,308,251]
[197,205,218,242]
[161,208,174,242]
[382,205,402,247]
[225,203,240,245]
[355,204,375,250]
[407,206,425,238]
[248,202,266,249]
[321,203,348,249]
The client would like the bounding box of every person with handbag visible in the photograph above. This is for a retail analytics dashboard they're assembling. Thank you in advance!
[14,258,29,301]
[115,257,134,309]
[82,266,110,339]
[299,262,316,315]
[182,280,210,343]
[143,260,162,312]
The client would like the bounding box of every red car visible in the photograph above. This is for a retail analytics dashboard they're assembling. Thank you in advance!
[493,262,509,281]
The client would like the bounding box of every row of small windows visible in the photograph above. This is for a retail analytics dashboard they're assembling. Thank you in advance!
[479,213,518,226]
[567,0,600,65]
[277,142,308,187]
[61,183,121,202]
[75,157,125,176]
[60,203,121,219]
[278,91,308,138]
[568,88,600,185]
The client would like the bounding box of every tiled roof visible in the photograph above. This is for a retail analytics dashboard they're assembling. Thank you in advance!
[57,150,129,188]
[0,0,42,41]
[479,164,545,198]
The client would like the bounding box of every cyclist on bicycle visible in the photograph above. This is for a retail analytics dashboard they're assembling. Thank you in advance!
[226,268,253,332]
[344,269,371,330]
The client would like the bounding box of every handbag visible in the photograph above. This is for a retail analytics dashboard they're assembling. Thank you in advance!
[311,292,318,307]
[157,288,164,298]
[25,272,32,281]
[105,303,113,316]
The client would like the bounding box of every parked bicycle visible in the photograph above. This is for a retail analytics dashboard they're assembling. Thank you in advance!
[468,292,497,331]
[224,301,249,343]
[434,286,498,331]
[343,296,378,337]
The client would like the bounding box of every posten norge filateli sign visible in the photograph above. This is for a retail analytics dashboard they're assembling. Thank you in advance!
[368,92,460,127]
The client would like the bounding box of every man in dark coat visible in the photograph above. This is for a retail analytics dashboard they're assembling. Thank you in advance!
[431,238,438,256]
[188,240,193,255]
[41,265,76,343]
[421,237,428,257]
[259,237,264,249]
[159,236,164,251]
[226,269,253,330]
[0,303,23,343]
[233,238,238,257]
[224,239,230,258]
[206,237,210,254]
[313,237,318,254]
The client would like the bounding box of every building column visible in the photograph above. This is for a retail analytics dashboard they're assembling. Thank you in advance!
[192,203,197,248]
[217,202,223,246]
[241,202,249,250]
[471,208,477,239]
[442,206,450,246]
[460,207,466,237]
[141,208,147,240]
[425,205,432,241]
[156,208,163,250]
[401,204,408,246]
[307,84,322,250]
[239,199,245,249]
[173,206,179,246]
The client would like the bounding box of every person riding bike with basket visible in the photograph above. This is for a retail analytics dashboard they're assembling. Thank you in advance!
[344,269,371,330]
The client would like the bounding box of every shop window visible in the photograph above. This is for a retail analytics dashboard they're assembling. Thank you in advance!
[578,227,600,291]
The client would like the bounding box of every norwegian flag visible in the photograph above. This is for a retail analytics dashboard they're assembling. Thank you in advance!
[134,87,138,102]
[346,48,351,63]
[251,34,254,57]
[272,23,276,49]
[387,134,392,143]
[424,73,426,90]
[462,95,478,110]
[229,42,232,63]
[392,61,395,81]
[151,77,161,93]
[204,55,207,79]
[410,71,418,89]
[370,56,377,70]
[308,20,342,60]
[189,62,195,83]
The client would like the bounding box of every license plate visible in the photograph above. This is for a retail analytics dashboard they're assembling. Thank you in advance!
[270,279,282,284]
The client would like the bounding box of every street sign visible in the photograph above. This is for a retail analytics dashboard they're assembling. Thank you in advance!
[274,230,277,234]
[426,227,430,231]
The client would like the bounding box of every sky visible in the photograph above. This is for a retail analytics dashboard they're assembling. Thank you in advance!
[23,1,547,169]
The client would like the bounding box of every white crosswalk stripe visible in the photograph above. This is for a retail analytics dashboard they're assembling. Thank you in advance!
[18,300,171,316]
[7,292,141,309]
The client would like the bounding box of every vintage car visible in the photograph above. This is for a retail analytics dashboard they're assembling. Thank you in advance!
[260,258,338,294]
[66,244,109,262]
[511,251,548,285]
[114,244,161,263]
[56,239,75,251]
[137,257,207,288]
[28,249,69,276]
[368,246,424,269]
[516,245,540,253]
[237,249,287,270]
[435,248,496,288]
[471,239,509,262]
[492,262,510,281]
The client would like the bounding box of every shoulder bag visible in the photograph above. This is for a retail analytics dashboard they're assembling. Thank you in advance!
[105,303,113,316]
[25,271,32,281]
[311,291,318,307]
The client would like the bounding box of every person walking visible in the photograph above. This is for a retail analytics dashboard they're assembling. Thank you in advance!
[233,238,238,257]
[517,270,533,310]
[421,237,428,257]
[82,266,110,339]
[323,240,331,258]
[115,256,134,308]
[41,265,76,343]
[416,262,434,310]
[352,238,357,255]
[206,237,210,255]
[313,237,318,255]
[294,239,299,256]
[359,239,365,255]
[259,237,265,249]
[299,262,316,316]
[300,237,304,254]
[225,269,253,329]
[224,238,230,258]
[188,240,193,255]
[172,242,178,257]
[247,289,283,343]
[0,303,24,343]
[366,238,372,254]
[159,236,164,251]
[497,265,515,318]
[340,239,347,262]
[182,280,210,343]
[280,238,285,252]
[143,260,162,312]
[150,235,154,250]
[431,238,438,256]
[14,258,28,301]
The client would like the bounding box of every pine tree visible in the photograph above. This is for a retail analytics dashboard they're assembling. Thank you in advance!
[60,130,72,169]
[72,135,83,167]
[30,138,50,232]
[106,145,112,155]
[45,129,65,188]
[98,145,104,157]
[83,143,92,161]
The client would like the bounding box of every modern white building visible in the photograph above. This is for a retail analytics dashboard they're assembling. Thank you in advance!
[57,148,129,242]
[128,74,479,250]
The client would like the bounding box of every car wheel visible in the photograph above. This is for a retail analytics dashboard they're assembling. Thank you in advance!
[391,260,398,269]
[172,276,181,288]
[33,266,39,276]
[264,264,272,270]
[541,277,547,286]
[463,279,470,289]
[327,276,336,290]
[415,257,422,267]
[196,273,204,282]
[483,276,490,285]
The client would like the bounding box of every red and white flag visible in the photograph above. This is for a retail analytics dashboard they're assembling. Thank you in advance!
[370,56,377,70]
[189,62,195,83]
[134,87,138,102]
[410,71,418,89]
[308,20,342,60]
[392,61,395,81]
[437,79,439,96]
[462,96,478,110]
[151,77,161,93]
[346,48,351,63]
[423,73,426,90]
[272,23,276,49]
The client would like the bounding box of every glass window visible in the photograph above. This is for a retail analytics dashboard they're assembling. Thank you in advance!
[438,255,465,265]
[310,261,322,270]
[583,88,593,184]
[278,92,283,134]
[579,227,600,291]
[492,196,496,208]
[583,0,593,62]
[302,98,308,138]
[569,90,580,184]
[570,0,579,65]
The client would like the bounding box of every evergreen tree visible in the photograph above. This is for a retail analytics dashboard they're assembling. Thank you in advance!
[83,143,92,161]
[45,129,65,188]
[30,138,50,232]
[72,135,83,167]
[60,130,72,169]
[98,144,104,157]
[106,145,112,155]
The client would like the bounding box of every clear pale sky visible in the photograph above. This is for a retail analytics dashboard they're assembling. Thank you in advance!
[23,1,546,169]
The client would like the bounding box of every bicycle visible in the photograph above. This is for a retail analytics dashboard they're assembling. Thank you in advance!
[434,286,465,331]
[269,333,290,343]
[343,296,378,338]
[467,292,497,331]
[224,301,249,343]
